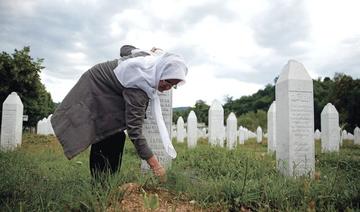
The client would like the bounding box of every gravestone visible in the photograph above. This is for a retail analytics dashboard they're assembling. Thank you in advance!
[141,91,173,171]
[176,117,185,143]
[244,128,249,141]
[226,112,237,150]
[256,126,263,143]
[171,125,176,139]
[37,119,43,135]
[208,99,224,146]
[187,111,198,148]
[320,103,340,152]
[314,129,321,140]
[1,92,24,150]
[275,60,315,177]
[239,126,245,145]
[47,114,55,135]
[341,130,347,146]
[38,115,55,135]
[267,101,276,153]
[354,127,360,145]
[202,128,207,138]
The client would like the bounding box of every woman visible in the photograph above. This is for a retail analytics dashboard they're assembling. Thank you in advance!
[51,48,188,180]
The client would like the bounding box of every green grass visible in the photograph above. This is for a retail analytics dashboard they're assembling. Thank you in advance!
[0,134,359,211]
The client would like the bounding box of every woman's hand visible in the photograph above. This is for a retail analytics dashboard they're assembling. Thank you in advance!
[146,155,167,182]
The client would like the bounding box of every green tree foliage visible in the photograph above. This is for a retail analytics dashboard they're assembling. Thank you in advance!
[0,47,55,127]
[192,100,210,124]
[329,73,360,131]
[223,84,275,118]
[222,74,359,132]
[237,110,267,132]
[173,100,210,124]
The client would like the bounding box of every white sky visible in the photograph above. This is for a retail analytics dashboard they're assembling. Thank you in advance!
[1,0,359,107]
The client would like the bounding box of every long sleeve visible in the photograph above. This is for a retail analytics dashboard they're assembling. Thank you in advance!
[122,88,153,160]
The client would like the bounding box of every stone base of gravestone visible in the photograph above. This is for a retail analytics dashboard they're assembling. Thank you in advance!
[141,91,172,172]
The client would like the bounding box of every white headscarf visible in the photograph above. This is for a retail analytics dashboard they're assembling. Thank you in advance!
[113,52,188,159]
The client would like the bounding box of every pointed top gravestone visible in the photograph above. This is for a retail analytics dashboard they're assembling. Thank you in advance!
[314,129,321,140]
[226,112,237,150]
[341,129,347,146]
[238,126,245,145]
[176,116,185,143]
[208,99,224,147]
[1,92,24,150]
[321,103,340,152]
[275,60,315,177]
[256,126,263,143]
[354,127,360,145]
[187,111,198,148]
[267,101,276,153]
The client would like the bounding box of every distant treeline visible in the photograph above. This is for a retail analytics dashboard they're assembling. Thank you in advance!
[174,73,360,132]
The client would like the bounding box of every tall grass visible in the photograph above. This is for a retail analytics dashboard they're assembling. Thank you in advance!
[0,134,359,211]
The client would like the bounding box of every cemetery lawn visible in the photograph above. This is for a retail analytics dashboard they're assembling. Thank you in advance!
[0,134,359,211]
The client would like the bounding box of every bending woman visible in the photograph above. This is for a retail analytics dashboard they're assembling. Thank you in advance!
[51,49,188,180]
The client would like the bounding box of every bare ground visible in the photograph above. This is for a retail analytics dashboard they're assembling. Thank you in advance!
[106,183,223,212]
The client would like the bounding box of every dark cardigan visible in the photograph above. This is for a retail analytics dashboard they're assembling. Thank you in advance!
[51,54,153,160]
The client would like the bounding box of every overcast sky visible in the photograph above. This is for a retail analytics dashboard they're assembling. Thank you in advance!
[1,0,359,107]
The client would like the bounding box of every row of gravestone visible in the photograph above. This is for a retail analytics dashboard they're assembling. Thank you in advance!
[314,127,359,144]
[268,100,360,155]
[37,115,55,135]
[173,109,262,150]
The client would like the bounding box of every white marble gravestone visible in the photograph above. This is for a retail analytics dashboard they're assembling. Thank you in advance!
[37,115,55,135]
[141,91,173,171]
[187,111,198,148]
[256,126,263,143]
[202,128,207,138]
[208,99,224,146]
[171,125,176,139]
[37,118,44,135]
[1,92,24,150]
[354,127,360,145]
[176,116,185,143]
[226,112,237,150]
[244,128,249,141]
[320,103,340,152]
[239,126,245,145]
[267,101,276,153]
[314,129,321,140]
[341,129,347,146]
[275,60,315,177]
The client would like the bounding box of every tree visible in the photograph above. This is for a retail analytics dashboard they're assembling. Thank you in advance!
[237,110,267,132]
[0,47,55,127]
[193,100,210,124]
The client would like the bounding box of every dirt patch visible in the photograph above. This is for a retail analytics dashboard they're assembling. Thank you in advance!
[107,183,221,212]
